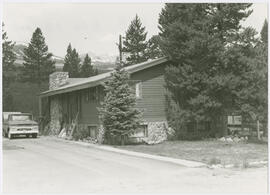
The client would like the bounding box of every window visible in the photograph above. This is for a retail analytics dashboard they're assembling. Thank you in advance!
[85,87,100,102]
[228,115,242,125]
[130,124,148,138]
[10,114,32,121]
[88,126,98,139]
[135,82,142,98]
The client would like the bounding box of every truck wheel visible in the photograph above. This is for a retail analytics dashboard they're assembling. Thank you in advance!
[4,130,8,138]
[32,133,37,138]
[26,134,30,138]
[8,133,13,139]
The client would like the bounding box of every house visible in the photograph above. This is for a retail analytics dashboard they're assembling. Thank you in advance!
[39,57,171,143]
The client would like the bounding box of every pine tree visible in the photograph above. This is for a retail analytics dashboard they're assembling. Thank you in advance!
[123,14,148,66]
[2,23,16,111]
[79,54,96,77]
[63,43,80,78]
[145,35,164,59]
[235,22,268,123]
[159,3,253,137]
[21,27,55,89]
[260,19,268,45]
[99,64,142,145]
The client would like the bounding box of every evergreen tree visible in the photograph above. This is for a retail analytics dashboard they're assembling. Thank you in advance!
[159,3,253,136]
[21,27,55,89]
[63,43,80,77]
[235,22,268,124]
[2,23,16,111]
[99,64,142,145]
[79,54,96,77]
[145,35,164,59]
[123,14,148,66]
[261,19,268,45]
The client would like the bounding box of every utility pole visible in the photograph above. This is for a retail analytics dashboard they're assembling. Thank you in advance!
[117,35,123,65]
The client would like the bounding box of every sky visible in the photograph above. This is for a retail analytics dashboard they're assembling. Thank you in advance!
[2,2,268,57]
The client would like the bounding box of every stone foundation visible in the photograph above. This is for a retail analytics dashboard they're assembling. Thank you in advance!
[97,125,105,144]
[143,121,168,144]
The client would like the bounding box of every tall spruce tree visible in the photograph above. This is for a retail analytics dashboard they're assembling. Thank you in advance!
[79,54,96,77]
[159,3,253,137]
[21,27,55,89]
[122,14,148,66]
[2,23,16,111]
[99,64,142,145]
[145,35,164,59]
[63,43,80,78]
[261,19,268,45]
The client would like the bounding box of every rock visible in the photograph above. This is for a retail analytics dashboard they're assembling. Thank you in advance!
[240,137,245,141]
[219,137,226,141]
[233,137,240,142]
[208,164,223,169]
[144,122,167,144]
[166,127,176,140]
[226,137,233,142]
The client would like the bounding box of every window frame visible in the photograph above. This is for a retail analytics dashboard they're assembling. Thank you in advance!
[135,81,142,99]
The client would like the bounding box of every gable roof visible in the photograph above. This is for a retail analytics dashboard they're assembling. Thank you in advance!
[40,57,168,97]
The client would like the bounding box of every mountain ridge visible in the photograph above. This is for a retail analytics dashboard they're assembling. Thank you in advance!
[12,44,116,71]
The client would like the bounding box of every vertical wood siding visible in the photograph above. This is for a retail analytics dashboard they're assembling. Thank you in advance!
[79,86,103,125]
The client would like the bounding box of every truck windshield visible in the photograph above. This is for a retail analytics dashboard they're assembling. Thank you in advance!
[10,115,32,121]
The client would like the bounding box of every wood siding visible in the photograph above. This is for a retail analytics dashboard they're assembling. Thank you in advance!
[130,62,167,122]
[79,86,103,125]
[54,62,168,126]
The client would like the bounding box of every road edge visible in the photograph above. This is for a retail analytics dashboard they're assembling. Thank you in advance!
[47,136,206,168]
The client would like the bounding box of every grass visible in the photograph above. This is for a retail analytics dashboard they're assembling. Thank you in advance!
[116,140,268,166]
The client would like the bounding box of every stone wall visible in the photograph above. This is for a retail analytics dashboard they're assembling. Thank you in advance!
[72,121,171,145]
[142,121,169,144]
[49,96,62,135]
[49,72,69,90]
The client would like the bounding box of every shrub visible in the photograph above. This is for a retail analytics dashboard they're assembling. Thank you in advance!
[72,127,89,141]
[208,157,221,165]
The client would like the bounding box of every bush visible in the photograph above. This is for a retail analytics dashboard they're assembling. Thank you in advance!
[72,127,89,141]
[208,157,221,165]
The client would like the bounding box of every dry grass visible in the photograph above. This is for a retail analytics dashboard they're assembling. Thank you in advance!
[116,140,268,166]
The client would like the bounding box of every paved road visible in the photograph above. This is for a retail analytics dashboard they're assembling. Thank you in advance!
[2,136,268,193]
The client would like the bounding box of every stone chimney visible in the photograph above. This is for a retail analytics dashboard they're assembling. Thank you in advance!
[49,72,69,90]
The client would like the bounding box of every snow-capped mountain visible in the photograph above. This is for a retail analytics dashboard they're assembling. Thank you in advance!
[13,44,64,62]
[12,44,116,72]
[80,52,117,65]
[13,44,27,60]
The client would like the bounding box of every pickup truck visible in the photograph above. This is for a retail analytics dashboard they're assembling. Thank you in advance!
[3,112,39,139]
